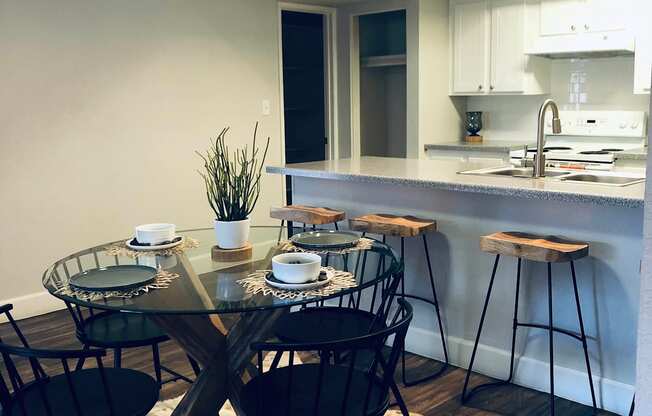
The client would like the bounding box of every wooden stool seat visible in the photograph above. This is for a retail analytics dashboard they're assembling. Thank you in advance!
[349,214,437,237]
[270,205,345,225]
[481,231,589,263]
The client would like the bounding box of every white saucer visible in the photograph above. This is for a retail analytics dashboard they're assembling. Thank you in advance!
[264,269,334,291]
[126,236,184,251]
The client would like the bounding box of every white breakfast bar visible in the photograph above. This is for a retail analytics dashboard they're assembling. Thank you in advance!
[267,156,645,415]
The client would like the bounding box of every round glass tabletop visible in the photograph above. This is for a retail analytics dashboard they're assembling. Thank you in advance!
[42,226,399,315]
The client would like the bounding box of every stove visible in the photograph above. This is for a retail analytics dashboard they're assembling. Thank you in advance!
[510,111,648,166]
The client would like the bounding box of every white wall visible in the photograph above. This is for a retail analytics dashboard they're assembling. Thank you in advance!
[0,0,284,315]
[467,57,650,141]
[634,87,652,416]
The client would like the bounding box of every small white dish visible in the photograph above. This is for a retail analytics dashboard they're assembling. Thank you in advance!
[265,269,333,291]
[126,236,184,251]
[135,223,176,245]
[271,252,322,284]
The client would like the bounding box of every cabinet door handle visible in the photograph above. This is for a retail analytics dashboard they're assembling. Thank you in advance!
[490,85,495,90]
[584,24,590,31]
[571,25,576,31]
[478,85,483,90]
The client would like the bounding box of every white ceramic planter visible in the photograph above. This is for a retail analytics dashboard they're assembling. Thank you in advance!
[214,218,250,249]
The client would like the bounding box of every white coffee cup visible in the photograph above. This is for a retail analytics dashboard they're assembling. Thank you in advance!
[272,253,322,284]
[135,223,176,245]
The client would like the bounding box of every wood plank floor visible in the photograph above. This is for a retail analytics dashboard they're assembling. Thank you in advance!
[0,309,615,416]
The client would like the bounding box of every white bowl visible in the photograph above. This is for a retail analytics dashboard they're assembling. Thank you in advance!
[272,253,322,284]
[135,223,176,245]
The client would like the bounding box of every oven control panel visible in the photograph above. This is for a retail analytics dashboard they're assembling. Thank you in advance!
[545,111,647,137]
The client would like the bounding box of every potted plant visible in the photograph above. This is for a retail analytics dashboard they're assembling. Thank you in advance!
[197,123,270,249]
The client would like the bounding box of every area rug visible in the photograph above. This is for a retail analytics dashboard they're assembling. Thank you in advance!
[148,397,419,416]
[148,353,422,416]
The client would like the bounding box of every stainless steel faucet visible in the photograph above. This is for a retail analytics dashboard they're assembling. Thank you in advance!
[533,99,562,177]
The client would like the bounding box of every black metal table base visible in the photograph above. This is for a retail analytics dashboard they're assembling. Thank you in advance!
[461,255,597,416]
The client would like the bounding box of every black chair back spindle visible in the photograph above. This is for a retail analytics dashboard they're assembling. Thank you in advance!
[246,298,413,416]
[0,304,120,416]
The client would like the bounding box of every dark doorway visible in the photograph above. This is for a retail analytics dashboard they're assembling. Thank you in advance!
[281,11,327,165]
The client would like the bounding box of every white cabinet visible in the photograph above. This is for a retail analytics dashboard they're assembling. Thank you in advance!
[451,0,488,93]
[539,0,627,36]
[450,0,549,95]
[539,0,584,36]
[490,0,525,92]
[634,0,651,94]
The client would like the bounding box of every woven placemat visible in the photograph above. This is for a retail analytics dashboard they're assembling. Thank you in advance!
[54,270,180,302]
[238,267,357,300]
[279,237,374,255]
[104,237,200,258]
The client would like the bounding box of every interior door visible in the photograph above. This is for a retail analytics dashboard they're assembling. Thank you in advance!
[281,11,327,164]
[452,0,489,94]
[490,0,525,93]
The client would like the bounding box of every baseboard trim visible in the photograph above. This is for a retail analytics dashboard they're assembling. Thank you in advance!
[0,291,66,322]
[404,326,634,416]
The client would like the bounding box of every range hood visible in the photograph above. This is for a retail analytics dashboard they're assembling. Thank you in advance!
[525,32,635,59]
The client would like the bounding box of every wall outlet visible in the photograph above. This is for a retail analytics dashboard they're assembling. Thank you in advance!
[262,99,271,116]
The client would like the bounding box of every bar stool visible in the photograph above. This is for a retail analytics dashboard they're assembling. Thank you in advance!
[270,205,345,242]
[349,213,449,386]
[461,231,597,415]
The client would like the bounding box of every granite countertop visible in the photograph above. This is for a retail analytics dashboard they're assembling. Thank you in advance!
[615,147,648,161]
[267,157,645,208]
[424,140,534,152]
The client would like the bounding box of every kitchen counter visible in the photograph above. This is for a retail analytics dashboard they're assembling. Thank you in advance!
[267,156,644,208]
[268,156,642,414]
[615,147,648,160]
[424,140,533,152]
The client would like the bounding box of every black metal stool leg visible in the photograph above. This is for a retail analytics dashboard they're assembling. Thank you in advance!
[548,262,555,415]
[334,221,339,231]
[570,261,597,412]
[152,343,163,387]
[401,235,450,386]
[506,258,522,383]
[462,254,501,402]
[277,220,285,244]
[630,395,635,416]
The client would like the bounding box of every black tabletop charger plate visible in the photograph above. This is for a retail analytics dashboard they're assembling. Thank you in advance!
[128,236,183,247]
[69,265,158,292]
[290,231,360,250]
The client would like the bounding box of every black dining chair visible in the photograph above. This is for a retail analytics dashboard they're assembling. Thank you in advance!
[64,302,200,388]
[241,298,414,416]
[0,303,159,416]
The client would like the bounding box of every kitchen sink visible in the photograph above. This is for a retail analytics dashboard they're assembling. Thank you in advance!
[560,173,645,186]
[460,167,571,178]
[459,166,645,187]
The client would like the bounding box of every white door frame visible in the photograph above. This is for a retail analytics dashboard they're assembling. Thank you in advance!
[277,2,339,164]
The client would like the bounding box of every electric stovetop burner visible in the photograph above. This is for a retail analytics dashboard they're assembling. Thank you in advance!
[579,151,610,155]
[526,147,573,153]
[544,146,572,151]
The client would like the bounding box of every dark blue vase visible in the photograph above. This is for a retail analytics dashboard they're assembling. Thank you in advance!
[466,112,483,136]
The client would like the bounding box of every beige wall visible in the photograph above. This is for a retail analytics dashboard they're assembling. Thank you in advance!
[0,0,284,308]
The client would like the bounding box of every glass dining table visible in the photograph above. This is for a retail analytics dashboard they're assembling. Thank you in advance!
[42,226,400,416]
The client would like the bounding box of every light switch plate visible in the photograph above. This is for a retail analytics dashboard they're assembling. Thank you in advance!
[262,100,271,116]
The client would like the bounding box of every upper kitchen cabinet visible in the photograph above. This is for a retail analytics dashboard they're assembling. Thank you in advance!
[540,0,626,36]
[529,0,635,57]
[450,0,550,96]
[634,0,651,94]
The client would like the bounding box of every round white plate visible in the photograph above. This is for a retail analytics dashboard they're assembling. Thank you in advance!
[126,236,184,251]
[264,269,334,291]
